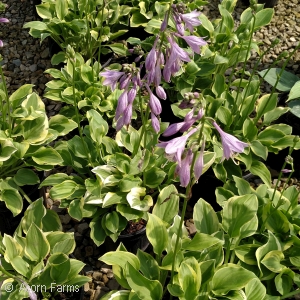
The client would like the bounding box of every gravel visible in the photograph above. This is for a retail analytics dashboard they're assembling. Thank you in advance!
[1,0,299,299]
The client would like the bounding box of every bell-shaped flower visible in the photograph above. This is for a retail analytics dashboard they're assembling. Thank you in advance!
[177,150,193,187]
[99,69,125,91]
[180,10,201,32]
[123,104,133,126]
[116,116,125,132]
[178,34,207,54]
[163,108,204,137]
[156,86,166,100]
[157,127,198,165]
[213,121,248,161]
[145,38,158,71]
[151,113,160,133]
[0,18,9,23]
[115,90,128,120]
[127,87,137,104]
[119,74,132,90]
[194,139,205,180]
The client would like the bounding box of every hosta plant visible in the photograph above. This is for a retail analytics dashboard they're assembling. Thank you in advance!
[0,198,90,300]
[0,63,77,215]
[100,165,300,300]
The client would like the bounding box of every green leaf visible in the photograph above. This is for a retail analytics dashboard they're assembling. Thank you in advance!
[243,118,257,141]
[55,0,68,20]
[49,115,77,136]
[107,43,128,56]
[25,223,50,261]
[256,231,282,277]
[263,107,290,125]
[288,81,300,101]
[152,185,179,224]
[53,238,76,256]
[178,258,200,299]
[13,169,40,186]
[250,140,267,160]
[183,232,222,251]
[222,194,258,238]
[245,278,266,300]
[36,3,53,19]
[146,214,168,256]
[254,8,274,29]
[125,262,163,300]
[0,189,23,217]
[130,12,148,27]
[21,198,46,233]
[249,161,271,187]
[51,52,66,65]
[32,147,63,165]
[0,141,17,161]
[87,109,109,145]
[261,250,285,273]
[10,256,30,277]
[232,176,252,195]
[49,180,77,200]
[275,269,294,295]
[193,198,219,234]
[258,68,299,92]
[90,217,106,246]
[40,173,69,188]
[42,209,62,232]
[235,244,259,265]
[256,93,277,121]
[216,106,233,126]
[137,250,160,281]
[212,264,256,295]
[144,167,166,188]
[100,251,140,270]
[23,21,48,31]
[49,253,71,284]
[288,99,300,118]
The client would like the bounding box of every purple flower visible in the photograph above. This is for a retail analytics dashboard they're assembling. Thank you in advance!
[151,113,160,133]
[128,87,137,104]
[0,40,3,47]
[213,122,248,161]
[194,139,205,180]
[116,116,125,131]
[163,108,204,137]
[177,150,193,187]
[149,92,162,115]
[167,36,191,63]
[156,86,166,100]
[145,38,158,71]
[146,85,162,115]
[163,122,185,137]
[163,37,191,82]
[99,69,125,91]
[157,127,198,165]
[281,169,292,173]
[119,74,132,90]
[180,10,201,32]
[0,18,9,23]
[123,105,132,125]
[115,90,128,120]
[178,35,207,54]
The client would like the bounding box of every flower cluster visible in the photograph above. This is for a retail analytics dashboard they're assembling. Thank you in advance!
[99,4,207,133]
[0,17,9,47]
[158,115,249,187]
